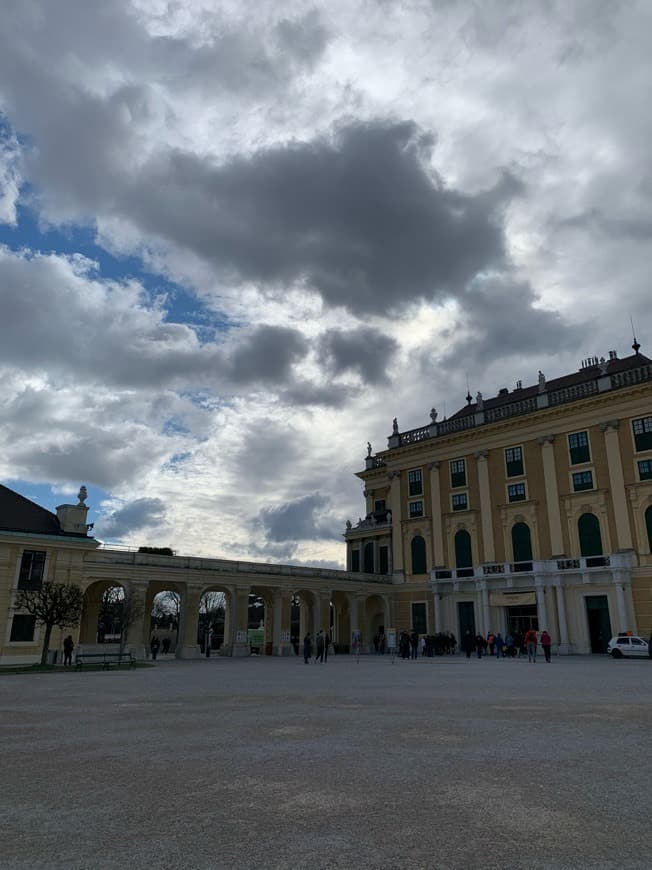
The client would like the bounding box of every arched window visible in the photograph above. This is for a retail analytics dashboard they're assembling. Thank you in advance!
[411,535,427,574]
[578,513,603,557]
[363,542,375,573]
[512,522,533,563]
[455,530,472,569]
[645,505,652,552]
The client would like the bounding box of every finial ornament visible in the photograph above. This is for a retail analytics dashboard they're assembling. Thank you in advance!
[392,417,399,435]
[476,391,483,410]
[77,486,88,505]
[366,442,372,457]
[430,408,438,423]
[538,370,546,392]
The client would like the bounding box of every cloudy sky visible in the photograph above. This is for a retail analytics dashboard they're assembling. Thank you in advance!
[1,0,651,567]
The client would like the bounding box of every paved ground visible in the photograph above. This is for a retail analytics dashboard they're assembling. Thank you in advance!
[0,653,650,870]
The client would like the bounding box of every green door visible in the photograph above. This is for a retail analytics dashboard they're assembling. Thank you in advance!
[458,601,476,639]
[585,595,612,654]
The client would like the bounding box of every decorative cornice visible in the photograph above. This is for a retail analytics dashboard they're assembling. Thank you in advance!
[428,460,440,470]
[474,449,489,460]
[387,470,401,481]
[537,435,555,446]
[599,419,620,432]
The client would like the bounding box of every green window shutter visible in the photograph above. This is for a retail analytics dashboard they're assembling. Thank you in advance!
[578,513,603,557]
[411,536,427,574]
[511,522,533,562]
[454,530,472,569]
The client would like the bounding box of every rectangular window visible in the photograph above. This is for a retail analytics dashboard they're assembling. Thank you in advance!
[451,493,468,512]
[379,546,389,575]
[408,469,423,496]
[508,483,526,502]
[638,459,652,481]
[568,431,591,464]
[572,470,594,492]
[632,416,652,452]
[411,602,427,635]
[374,499,386,513]
[10,615,36,643]
[351,550,360,572]
[18,550,46,590]
[409,500,424,519]
[450,458,466,488]
[505,446,524,477]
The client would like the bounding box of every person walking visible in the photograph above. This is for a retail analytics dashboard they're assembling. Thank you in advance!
[315,630,325,663]
[487,632,496,656]
[63,634,74,667]
[462,630,474,659]
[540,630,552,662]
[324,631,331,662]
[495,632,505,659]
[524,627,538,662]
[474,633,485,659]
[303,632,312,664]
[150,634,161,660]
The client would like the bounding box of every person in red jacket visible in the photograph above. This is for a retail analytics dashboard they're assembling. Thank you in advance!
[540,630,552,662]
[524,627,538,662]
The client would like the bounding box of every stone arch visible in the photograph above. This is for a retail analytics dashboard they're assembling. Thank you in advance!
[511,522,533,563]
[411,535,427,575]
[364,594,387,651]
[330,590,350,650]
[578,512,603,557]
[79,580,126,645]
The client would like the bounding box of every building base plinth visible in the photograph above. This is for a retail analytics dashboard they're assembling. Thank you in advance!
[176,644,201,659]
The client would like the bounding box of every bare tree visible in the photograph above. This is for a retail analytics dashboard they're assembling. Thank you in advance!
[119,589,145,655]
[14,582,83,666]
[151,590,180,627]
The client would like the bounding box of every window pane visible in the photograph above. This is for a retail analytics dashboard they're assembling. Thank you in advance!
[569,432,591,464]
[411,536,427,574]
[409,501,423,518]
[572,471,594,492]
[408,469,423,496]
[18,550,46,590]
[379,546,389,574]
[450,459,466,488]
[363,543,374,573]
[578,513,603,556]
[638,460,652,480]
[508,483,526,502]
[505,447,524,477]
[351,550,360,572]
[452,493,467,511]
[10,615,36,642]
[633,417,652,451]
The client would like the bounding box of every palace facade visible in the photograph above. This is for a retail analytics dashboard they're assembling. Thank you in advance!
[346,343,652,654]
[2,342,651,663]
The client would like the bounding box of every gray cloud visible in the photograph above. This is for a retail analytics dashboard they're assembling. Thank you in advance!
[97,497,167,540]
[432,275,584,371]
[121,121,517,316]
[318,326,398,384]
[258,493,338,542]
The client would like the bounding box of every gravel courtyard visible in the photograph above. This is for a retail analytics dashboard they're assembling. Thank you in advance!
[1,653,650,870]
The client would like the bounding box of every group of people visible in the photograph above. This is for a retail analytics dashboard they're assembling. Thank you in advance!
[149,635,172,659]
[460,628,552,662]
[396,630,458,659]
[302,630,332,663]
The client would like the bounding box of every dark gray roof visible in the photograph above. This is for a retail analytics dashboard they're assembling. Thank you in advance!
[0,484,68,536]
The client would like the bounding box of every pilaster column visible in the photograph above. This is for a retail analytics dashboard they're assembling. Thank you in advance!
[388,471,404,576]
[317,591,331,633]
[480,584,490,635]
[535,580,548,631]
[176,585,203,659]
[272,589,293,656]
[124,580,148,660]
[432,592,442,633]
[231,586,251,657]
[474,451,495,563]
[348,592,363,642]
[555,583,569,652]
[538,436,564,556]
[615,581,629,634]
[428,461,445,566]
[600,420,633,550]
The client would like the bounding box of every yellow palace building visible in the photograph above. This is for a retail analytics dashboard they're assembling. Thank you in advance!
[1,342,651,663]
[346,343,652,654]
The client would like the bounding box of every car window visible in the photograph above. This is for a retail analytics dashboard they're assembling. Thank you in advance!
[631,638,643,645]
[616,638,630,645]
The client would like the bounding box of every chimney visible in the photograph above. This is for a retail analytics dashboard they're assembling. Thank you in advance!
[56,486,91,535]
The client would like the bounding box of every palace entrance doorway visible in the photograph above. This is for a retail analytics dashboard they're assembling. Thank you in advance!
[506,604,538,637]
